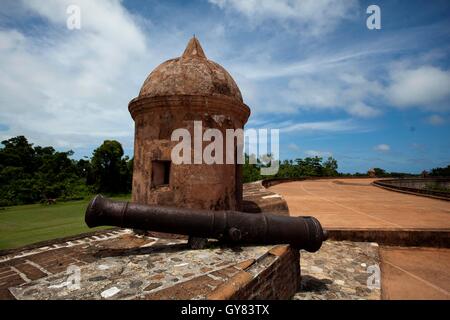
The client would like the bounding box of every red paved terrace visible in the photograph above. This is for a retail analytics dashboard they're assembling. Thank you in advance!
[269,178,450,230]
[270,178,450,300]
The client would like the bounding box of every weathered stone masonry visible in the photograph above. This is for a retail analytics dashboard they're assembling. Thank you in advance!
[129,37,250,211]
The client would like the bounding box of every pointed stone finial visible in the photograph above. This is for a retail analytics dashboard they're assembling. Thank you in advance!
[182,36,207,59]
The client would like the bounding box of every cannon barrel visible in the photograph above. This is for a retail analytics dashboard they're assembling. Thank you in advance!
[85,195,327,252]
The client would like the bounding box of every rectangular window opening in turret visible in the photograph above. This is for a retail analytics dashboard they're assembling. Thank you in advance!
[152,160,171,187]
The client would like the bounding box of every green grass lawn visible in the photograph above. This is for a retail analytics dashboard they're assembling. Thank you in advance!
[0,195,131,250]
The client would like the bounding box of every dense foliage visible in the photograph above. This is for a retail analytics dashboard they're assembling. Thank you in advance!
[243,154,339,183]
[343,167,417,178]
[242,154,448,183]
[90,140,132,194]
[0,136,132,206]
[429,164,450,177]
[1,135,448,206]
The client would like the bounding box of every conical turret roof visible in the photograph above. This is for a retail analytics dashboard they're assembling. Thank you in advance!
[138,37,243,102]
[182,36,207,59]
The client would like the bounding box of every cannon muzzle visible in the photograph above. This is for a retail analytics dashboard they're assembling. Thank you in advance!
[85,195,327,252]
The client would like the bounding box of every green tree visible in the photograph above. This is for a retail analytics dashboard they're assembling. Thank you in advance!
[91,140,131,194]
[242,154,342,182]
[0,135,37,172]
[322,157,338,176]
[430,164,450,177]
[242,154,262,183]
[295,157,323,176]
[0,136,134,206]
[373,167,387,177]
[0,136,89,205]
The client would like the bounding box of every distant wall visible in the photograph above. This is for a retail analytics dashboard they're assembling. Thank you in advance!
[373,178,450,200]
[261,176,371,188]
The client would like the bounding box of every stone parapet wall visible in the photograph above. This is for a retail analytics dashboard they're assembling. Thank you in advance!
[373,178,450,201]
[242,181,289,215]
[327,228,450,248]
[262,176,380,188]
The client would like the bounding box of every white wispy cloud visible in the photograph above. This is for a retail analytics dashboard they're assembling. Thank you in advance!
[387,65,450,110]
[374,144,390,152]
[304,150,333,157]
[226,22,450,118]
[208,0,359,36]
[281,119,360,133]
[287,143,300,152]
[0,0,151,149]
[0,0,448,167]
[426,114,446,126]
[282,73,383,118]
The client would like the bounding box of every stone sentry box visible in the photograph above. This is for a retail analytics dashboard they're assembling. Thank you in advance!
[128,37,251,211]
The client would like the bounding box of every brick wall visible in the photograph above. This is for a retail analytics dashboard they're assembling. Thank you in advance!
[208,246,301,300]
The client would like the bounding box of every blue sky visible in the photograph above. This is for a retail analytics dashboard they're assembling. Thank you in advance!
[0,0,449,173]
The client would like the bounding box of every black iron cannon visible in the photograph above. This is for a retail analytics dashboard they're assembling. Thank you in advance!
[85,195,327,252]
